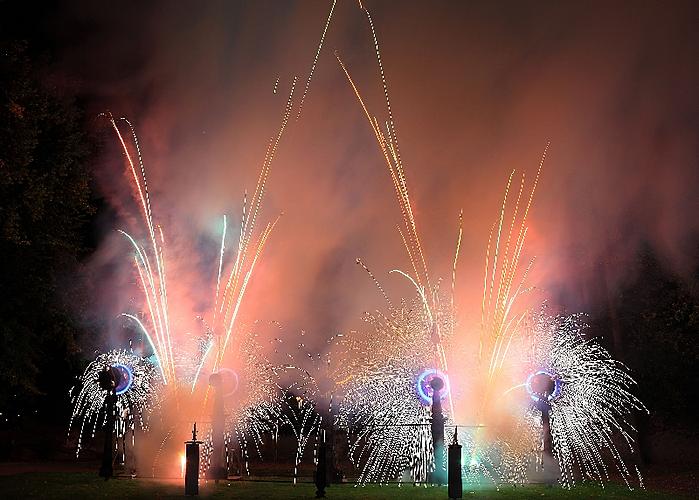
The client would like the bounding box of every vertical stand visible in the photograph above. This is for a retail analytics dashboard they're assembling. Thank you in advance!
[99,390,117,479]
[185,423,202,496]
[541,406,553,458]
[448,427,462,499]
[315,430,328,498]
[429,377,446,484]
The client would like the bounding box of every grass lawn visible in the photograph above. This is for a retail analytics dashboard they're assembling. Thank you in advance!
[0,472,686,499]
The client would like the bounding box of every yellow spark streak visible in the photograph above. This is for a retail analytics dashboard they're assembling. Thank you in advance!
[388,269,432,325]
[396,225,422,289]
[215,215,281,372]
[210,79,296,378]
[480,223,495,362]
[485,170,514,333]
[296,0,337,120]
[156,225,175,385]
[356,258,394,309]
[191,340,214,393]
[451,210,463,314]
[335,54,430,295]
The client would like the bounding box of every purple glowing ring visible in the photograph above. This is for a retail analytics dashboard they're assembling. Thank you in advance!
[113,363,134,395]
[416,368,450,406]
[526,369,562,403]
[217,368,240,397]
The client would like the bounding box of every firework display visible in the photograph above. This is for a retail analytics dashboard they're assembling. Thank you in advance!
[68,89,295,472]
[62,3,651,492]
[335,292,454,484]
[330,1,646,490]
[68,349,161,456]
[511,309,648,488]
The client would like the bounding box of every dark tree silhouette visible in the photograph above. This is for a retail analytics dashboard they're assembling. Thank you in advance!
[0,40,93,419]
[590,244,699,432]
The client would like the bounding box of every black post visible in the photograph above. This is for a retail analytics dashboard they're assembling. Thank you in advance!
[98,366,121,480]
[99,390,117,479]
[541,407,553,458]
[448,427,462,499]
[430,377,446,484]
[185,423,202,496]
[315,430,328,498]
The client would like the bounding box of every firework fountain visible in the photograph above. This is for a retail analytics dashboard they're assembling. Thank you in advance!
[333,1,646,490]
[68,349,161,465]
[68,0,346,478]
[507,308,648,488]
[69,86,296,474]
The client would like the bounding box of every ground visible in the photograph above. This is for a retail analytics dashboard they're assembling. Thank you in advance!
[0,472,692,499]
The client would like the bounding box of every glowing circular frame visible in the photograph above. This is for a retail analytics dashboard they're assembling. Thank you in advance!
[113,363,134,395]
[217,368,240,397]
[416,368,450,406]
[526,369,562,403]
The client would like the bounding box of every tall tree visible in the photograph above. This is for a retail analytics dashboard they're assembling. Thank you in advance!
[0,40,93,413]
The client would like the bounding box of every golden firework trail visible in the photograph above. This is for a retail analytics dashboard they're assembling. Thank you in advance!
[334,5,473,436]
[296,0,337,120]
[106,114,178,386]
[479,144,549,387]
[336,3,458,420]
[211,77,298,374]
[106,79,296,392]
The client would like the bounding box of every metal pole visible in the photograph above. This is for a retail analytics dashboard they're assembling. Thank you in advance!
[185,423,202,496]
[430,377,446,484]
[315,429,328,498]
[99,390,116,479]
[448,427,462,499]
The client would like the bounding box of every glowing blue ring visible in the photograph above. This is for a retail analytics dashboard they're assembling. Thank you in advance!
[416,368,450,406]
[113,363,134,395]
[526,369,562,403]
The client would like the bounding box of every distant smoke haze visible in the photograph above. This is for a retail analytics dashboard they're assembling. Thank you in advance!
[41,0,697,358]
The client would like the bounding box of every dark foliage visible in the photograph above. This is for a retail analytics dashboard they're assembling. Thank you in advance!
[0,40,93,423]
[590,245,699,431]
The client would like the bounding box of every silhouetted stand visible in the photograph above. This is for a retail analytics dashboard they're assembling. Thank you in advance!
[429,377,446,484]
[97,366,121,480]
[99,391,117,479]
[530,372,556,462]
[448,427,462,499]
[541,406,553,457]
[319,395,343,483]
[315,430,328,498]
[208,373,227,480]
[185,423,203,496]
